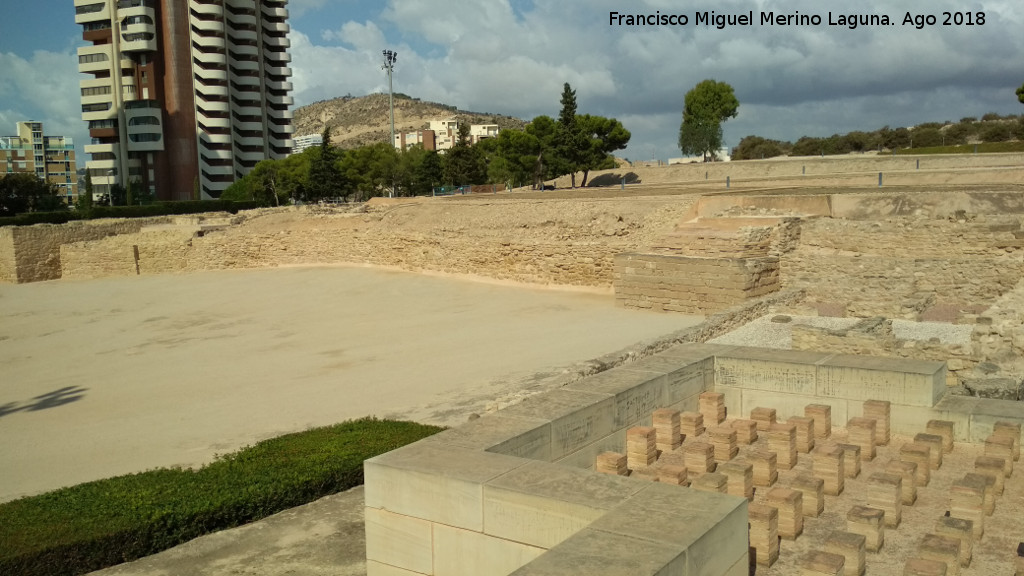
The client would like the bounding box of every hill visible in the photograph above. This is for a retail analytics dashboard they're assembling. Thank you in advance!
[292,93,528,149]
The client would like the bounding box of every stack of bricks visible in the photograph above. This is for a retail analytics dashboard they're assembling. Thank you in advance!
[993,421,1020,462]
[630,466,660,482]
[751,449,778,487]
[886,460,918,505]
[699,391,726,426]
[801,551,845,576]
[692,472,728,494]
[918,534,961,576]
[915,433,944,470]
[839,443,862,479]
[815,445,845,496]
[926,420,955,454]
[683,441,716,474]
[732,419,758,444]
[934,516,973,568]
[903,558,949,576]
[680,411,705,440]
[846,506,885,552]
[655,462,689,486]
[825,531,866,576]
[901,442,932,486]
[806,404,832,439]
[985,434,1015,477]
[964,472,995,516]
[769,422,799,470]
[749,503,780,568]
[709,425,738,462]
[767,487,804,540]
[790,416,816,453]
[792,474,825,518]
[626,426,658,471]
[866,472,902,528]
[974,455,1006,494]
[950,476,985,539]
[718,460,753,500]
[863,400,891,445]
[847,417,877,461]
[652,408,682,454]
[751,406,777,431]
[596,451,628,476]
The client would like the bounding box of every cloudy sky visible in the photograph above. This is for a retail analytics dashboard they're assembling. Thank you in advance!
[1,0,1022,163]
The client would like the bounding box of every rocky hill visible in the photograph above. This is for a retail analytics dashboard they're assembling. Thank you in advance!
[292,93,528,149]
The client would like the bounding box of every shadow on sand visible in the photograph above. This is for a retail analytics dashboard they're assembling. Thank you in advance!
[0,386,88,418]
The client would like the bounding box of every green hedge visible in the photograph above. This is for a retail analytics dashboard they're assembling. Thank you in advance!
[891,141,1024,155]
[0,201,261,228]
[0,418,442,576]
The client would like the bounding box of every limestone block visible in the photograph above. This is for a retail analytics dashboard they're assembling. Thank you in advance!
[768,423,798,470]
[718,460,754,500]
[792,474,825,517]
[802,551,845,576]
[505,527,687,576]
[716,348,824,396]
[553,427,628,470]
[498,388,616,461]
[963,472,995,516]
[817,355,945,407]
[914,433,945,469]
[749,503,780,568]
[562,365,666,430]
[903,558,948,575]
[949,476,985,539]
[825,531,866,576]
[866,473,902,528]
[422,413,551,461]
[934,516,973,568]
[366,560,428,576]
[886,460,918,505]
[806,403,833,439]
[364,508,434,575]
[863,400,891,445]
[993,421,1021,461]
[974,455,1005,494]
[846,506,885,552]
[926,420,956,453]
[693,472,729,494]
[433,523,545,576]
[732,418,758,444]
[900,443,932,486]
[814,445,845,496]
[839,443,862,479]
[918,533,961,576]
[790,416,816,453]
[767,487,803,540]
[628,354,713,405]
[984,434,1014,476]
[847,418,877,461]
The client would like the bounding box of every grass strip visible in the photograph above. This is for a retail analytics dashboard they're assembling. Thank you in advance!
[0,417,442,576]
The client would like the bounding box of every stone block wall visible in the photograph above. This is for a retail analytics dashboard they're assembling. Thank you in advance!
[614,253,780,313]
[0,228,15,283]
[60,227,198,279]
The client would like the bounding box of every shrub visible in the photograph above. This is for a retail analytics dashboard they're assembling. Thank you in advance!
[0,418,442,576]
[978,122,1013,143]
[1,201,261,227]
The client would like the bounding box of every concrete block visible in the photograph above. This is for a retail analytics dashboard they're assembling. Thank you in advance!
[506,527,687,576]
[715,347,826,396]
[630,354,713,404]
[422,413,551,461]
[365,443,529,531]
[564,366,666,429]
[817,355,945,407]
[364,507,433,574]
[483,460,645,548]
[433,523,545,576]
[497,388,616,461]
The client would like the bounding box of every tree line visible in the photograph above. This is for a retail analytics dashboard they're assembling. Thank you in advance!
[222,83,630,205]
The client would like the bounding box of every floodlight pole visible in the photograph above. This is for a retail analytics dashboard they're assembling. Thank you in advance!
[382,49,398,198]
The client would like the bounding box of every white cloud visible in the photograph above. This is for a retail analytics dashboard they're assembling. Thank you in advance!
[0,49,86,152]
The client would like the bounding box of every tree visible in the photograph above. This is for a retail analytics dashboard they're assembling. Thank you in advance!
[1018,82,1024,105]
[577,114,630,187]
[76,171,94,212]
[556,83,588,188]
[678,79,739,161]
[525,115,563,189]
[441,123,486,186]
[0,172,66,216]
[306,127,346,202]
[488,128,541,189]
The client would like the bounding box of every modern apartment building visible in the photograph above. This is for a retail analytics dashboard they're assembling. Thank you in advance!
[393,119,499,153]
[0,122,78,203]
[291,133,323,154]
[75,0,294,201]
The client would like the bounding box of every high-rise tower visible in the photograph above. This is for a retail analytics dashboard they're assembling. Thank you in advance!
[75,0,293,201]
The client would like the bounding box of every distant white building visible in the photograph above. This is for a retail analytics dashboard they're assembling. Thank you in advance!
[668,147,731,164]
[393,119,500,154]
[292,134,324,154]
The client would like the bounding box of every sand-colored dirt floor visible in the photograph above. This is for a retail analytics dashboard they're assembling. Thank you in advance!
[0,265,702,502]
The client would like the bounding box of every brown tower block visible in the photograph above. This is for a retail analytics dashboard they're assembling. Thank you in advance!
[769,422,798,470]
[904,558,948,576]
[751,449,778,487]
[767,486,804,540]
[846,506,885,552]
[901,443,932,486]
[698,391,726,425]
[949,476,985,539]
[751,406,777,431]
[801,551,845,576]
[718,460,753,500]
[652,408,682,453]
[792,474,825,517]
[993,421,1020,461]
[709,425,739,462]
[838,443,862,479]
[847,417,877,461]
[680,411,705,440]
[964,472,995,516]
[596,451,628,475]
[626,426,658,470]
[934,516,973,568]
[806,403,832,439]
[914,433,944,469]
[974,455,1005,494]
[919,533,961,576]
[748,503,779,567]
[866,472,902,528]
[814,445,845,496]
[732,418,758,444]
[790,416,816,453]
[984,434,1014,477]
[886,460,918,505]
[926,420,955,453]
[683,441,716,474]
[825,530,866,576]
[862,400,891,445]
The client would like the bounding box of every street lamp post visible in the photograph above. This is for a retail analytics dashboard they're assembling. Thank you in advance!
[382,49,398,198]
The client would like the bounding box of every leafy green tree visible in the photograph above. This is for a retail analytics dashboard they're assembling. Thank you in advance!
[488,128,541,189]
[525,115,563,188]
[678,79,739,161]
[442,123,486,186]
[1,172,67,215]
[340,142,399,200]
[306,127,346,202]
[76,172,94,212]
[109,182,127,206]
[1018,82,1024,105]
[556,83,587,187]
[731,135,790,160]
[577,114,630,187]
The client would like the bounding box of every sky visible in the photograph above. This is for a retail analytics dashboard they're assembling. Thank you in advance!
[1,0,1022,163]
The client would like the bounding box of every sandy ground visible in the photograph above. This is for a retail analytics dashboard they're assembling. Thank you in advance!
[0,265,702,503]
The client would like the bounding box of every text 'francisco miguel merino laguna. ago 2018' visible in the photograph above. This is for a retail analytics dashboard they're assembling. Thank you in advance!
[608,10,987,30]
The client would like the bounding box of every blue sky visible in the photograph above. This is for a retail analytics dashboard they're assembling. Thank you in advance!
[1,0,1022,164]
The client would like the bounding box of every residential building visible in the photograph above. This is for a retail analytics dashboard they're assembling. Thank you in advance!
[75,0,294,201]
[291,133,323,154]
[468,123,498,144]
[0,122,78,203]
[392,119,499,153]
[393,130,435,152]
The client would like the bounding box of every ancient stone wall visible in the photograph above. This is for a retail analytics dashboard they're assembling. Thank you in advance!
[0,228,15,283]
[60,228,198,279]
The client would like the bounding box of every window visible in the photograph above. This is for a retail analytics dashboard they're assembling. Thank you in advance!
[78,52,109,64]
[128,116,160,126]
[129,133,161,143]
[82,103,112,113]
[82,86,112,96]
[76,3,104,15]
